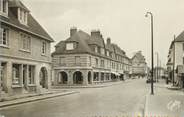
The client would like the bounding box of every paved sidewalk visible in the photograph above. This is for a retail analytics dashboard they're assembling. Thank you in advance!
[52,79,132,89]
[144,79,184,117]
[0,89,78,108]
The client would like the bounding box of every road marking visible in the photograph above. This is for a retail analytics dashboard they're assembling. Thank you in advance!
[167,100,181,111]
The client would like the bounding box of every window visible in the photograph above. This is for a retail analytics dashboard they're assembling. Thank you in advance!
[59,57,66,65]
[18,8,28,25]
[28,65,35,84]
[100,60,105,68]
[20,33,31,51]
[89,56,91,66]
[42,41,47,54]
[0,0,8,15]
[66,43,74,50]
[0,28,8,46]
[95,58,98,67]
[12,64,21,85]
[75,56,80,66]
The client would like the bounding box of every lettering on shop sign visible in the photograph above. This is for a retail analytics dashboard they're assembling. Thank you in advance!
[167,100,181,111]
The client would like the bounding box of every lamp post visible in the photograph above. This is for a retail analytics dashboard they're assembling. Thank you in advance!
[155,52,159,82]
[145,12,154,95]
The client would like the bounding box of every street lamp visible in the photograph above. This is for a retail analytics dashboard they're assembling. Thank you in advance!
[145,12,154,95]
[155,52,159,82]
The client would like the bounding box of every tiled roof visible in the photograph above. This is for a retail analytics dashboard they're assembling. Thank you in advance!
[52,31,92,55]
[52,28,129,61]
[112,44,125,56]
[0,0,54,42]
[105,43,114,52]
[87,35,105,48]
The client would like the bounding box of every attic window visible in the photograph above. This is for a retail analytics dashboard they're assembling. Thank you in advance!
[0,0,8,16]
[66,43,75,50]
[18,8,28,25]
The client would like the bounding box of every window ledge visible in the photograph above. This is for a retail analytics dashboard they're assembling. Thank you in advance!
[19,49,31,53]
[28,84,36,87]
[12,85,22,88]
[0,45,9,49]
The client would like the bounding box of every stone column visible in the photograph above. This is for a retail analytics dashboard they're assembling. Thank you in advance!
[5,61,13,94]
[20,64,23,87]
[82,70,88,85]
[35,65,41,93]
[25,65,29,89]
[68,70,73,85]
[47,67,51,89]
[53,70,58,85]
[91,71,94,84]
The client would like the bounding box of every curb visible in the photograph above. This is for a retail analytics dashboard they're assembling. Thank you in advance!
[0,91,79,109]
[53,80,132,89]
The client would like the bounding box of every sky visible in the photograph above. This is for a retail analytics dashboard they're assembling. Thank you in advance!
[21,0,184,67]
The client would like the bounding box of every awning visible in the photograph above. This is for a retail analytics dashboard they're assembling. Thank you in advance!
[111,72,120,76]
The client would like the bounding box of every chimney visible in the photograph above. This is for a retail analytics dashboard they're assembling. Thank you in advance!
[107,37,111,44]
[70,27,77,37]
[91,30,101,37]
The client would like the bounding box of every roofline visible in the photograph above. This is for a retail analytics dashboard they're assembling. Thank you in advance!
[0,19,54,42]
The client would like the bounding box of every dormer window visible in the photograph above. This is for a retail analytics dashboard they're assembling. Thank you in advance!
[94,46,98,53]
[101,48,105,55]
[0,0,8,16]
[66,42,75,50]
[106,50,109,56]
[18,8,28,25]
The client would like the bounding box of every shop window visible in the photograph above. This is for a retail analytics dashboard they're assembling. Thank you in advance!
[12,64,21,85]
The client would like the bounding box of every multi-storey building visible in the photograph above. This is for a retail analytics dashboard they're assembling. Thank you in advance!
[167,31,184,88]
[52,28,131,85]
[0,0,54,96]
[131,51,148,78]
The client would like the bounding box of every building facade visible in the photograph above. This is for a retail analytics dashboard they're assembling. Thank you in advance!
[0,0,54,96]
[167,31,184,88]
[52,28,132,86]
[131,51,148,78]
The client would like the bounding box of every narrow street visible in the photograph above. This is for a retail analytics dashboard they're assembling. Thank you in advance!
[0,79,149,117]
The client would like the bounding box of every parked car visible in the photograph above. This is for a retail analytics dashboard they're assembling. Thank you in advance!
[146,79,156,83]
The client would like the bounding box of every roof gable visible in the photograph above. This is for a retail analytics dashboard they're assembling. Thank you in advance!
[0,0,54,42]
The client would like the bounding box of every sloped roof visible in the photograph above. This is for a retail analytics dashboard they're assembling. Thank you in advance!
[52,30,92,55]
[132,51,146,63]
[9,0,29,12]
[175,31,184,42]
[0,0,54,42]
[88,35,105,48]
[112,44,125,56]
[105,43,114,52]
